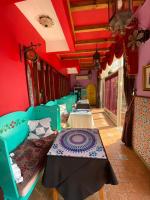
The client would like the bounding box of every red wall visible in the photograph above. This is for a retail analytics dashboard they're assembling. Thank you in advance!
[0,4,45,116]
[0,1,72,116]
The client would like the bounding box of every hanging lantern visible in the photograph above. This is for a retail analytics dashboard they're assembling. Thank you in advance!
[93,49,100,69]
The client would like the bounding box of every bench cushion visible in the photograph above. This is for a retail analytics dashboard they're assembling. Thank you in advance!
[13,134,57,197]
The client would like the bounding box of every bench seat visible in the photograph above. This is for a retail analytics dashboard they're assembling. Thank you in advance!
[13,134,57,197]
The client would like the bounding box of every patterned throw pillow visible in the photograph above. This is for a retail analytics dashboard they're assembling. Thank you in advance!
[27,118,53,139]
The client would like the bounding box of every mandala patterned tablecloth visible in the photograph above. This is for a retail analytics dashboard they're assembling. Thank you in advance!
[47,128,106,159]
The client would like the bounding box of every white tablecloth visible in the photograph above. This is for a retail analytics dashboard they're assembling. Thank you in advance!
[77,99,89,104]
[68,111,95,128]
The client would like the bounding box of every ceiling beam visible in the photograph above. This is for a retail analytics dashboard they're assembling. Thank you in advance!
[80,67,95,70]
[61,55,94,60]
[80,65,95,68]
[75,48,109,53]
[59,48,109,56]
[75,38,115,46]
[80,57,105,62]
[74,24,109,33]
[70,0,107,7]
[67,0,76,39]
[80,68,94,70]
[71,3,108,12]
[80,64,94,68]
[61,55,105,60]
[80,62,93,64]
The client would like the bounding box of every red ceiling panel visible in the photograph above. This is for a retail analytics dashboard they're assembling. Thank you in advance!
[51,0,75,51]
[72,9,109,26]
[75,43,112,51]
[61,52,93,57]
[1,0,22,5]
[61,50,107,58]
[76,30,112,41]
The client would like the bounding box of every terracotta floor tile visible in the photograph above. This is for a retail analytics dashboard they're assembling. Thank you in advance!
[29,109,150,200]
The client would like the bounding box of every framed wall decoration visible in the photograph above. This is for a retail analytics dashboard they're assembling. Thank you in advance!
[143,64,150,91]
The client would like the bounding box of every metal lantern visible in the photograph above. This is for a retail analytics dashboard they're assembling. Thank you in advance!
[93,49,100,69]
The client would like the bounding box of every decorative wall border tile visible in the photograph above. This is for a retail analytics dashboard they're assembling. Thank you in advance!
[133,96,150,169]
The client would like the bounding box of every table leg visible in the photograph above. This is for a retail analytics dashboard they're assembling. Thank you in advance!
[52,188,58,200]
[99,187,104,200]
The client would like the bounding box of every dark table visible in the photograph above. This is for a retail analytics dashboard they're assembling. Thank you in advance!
[42,129,118,200]
[76,103,90,110]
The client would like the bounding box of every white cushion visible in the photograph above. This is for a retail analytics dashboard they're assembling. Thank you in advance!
[27,118,53,140]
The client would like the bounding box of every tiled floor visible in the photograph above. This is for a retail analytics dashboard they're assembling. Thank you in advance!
[30,109,150,200]
[92,109,150,200]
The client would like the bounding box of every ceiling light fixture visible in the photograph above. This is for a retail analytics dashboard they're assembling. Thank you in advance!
[109,0,133,35]
[38,15,54,28]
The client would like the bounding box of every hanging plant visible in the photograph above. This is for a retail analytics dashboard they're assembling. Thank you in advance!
[127,29,150,51]
[127,30,144,51]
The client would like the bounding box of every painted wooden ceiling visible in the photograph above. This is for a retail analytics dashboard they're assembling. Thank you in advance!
[2,0,145,74]
[57,0,145,71]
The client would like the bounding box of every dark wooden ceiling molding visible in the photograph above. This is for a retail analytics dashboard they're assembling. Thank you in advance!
[81,56,105,60]
[80,65,95,69]
[75,38,115,46]
[80,68,94,70]
[80,67,95,70]
[61,55,93,60]
[75,48,109,53]
[70,3,108,12]
[80,62,93,64]
[59,48,109,56]
[80,57,105,63]
[70,0,107,7]
[67,0,76,39]
[61,55,105,60]
[74,24,109,33]
[80,62,94,66]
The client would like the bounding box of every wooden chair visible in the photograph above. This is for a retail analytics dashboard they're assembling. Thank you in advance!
[52,189,58,200]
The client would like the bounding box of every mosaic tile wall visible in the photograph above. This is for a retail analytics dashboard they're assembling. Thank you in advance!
[133,96,150,169]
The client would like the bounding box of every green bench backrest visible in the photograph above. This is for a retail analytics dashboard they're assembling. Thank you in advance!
[0,104,60,200]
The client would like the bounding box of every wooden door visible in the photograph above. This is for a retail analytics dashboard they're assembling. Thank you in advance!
[86,83,96,105]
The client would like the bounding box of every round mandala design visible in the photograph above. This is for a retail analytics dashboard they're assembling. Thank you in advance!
[60,129,96,152]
